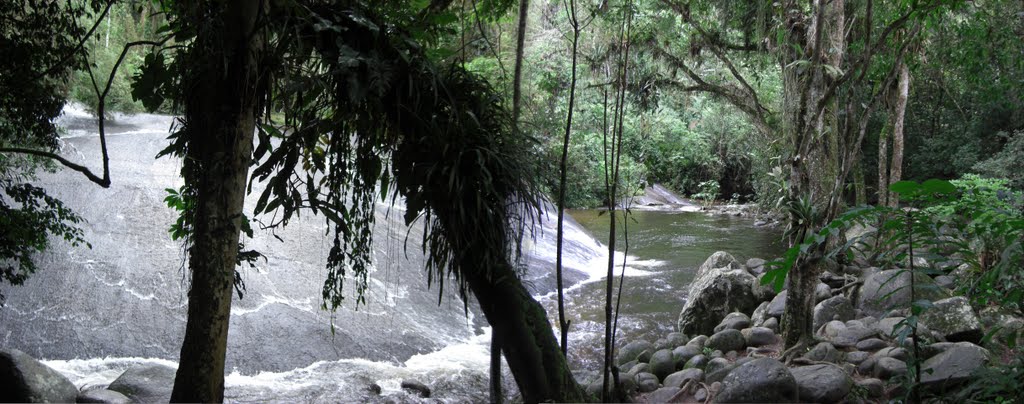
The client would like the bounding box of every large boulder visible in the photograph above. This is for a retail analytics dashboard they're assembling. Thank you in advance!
[858,269,949,317]
[696,251,740,279]
[920,342,989,392]
[813,296,855,331]
[790,364,852,403]
[920,296,983,343]
[741,327,776,347]
[107,363,177,403]
[0,349,78,403]
[803,342,842,363]
[616,340,655,365]
[672,345,701,369]
[678,266,758,336]
[716,358,798,403]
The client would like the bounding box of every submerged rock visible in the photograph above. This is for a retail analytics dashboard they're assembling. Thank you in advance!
[400,380,431,398]
[0,349,78,403]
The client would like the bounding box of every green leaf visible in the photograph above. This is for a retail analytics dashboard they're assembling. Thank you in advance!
[889,180,921,195]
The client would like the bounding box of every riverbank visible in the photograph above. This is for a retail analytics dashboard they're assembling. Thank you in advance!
[605,248,1023,403]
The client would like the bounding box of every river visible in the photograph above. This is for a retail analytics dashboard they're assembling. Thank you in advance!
[0,106,783,402]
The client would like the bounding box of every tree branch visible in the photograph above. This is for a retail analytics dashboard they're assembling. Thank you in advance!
[32,1,115,81]
[0,147,110,187]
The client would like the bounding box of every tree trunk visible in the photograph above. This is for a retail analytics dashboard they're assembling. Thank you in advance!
[511,0,530,129]
[888,62,909,207]
[877,121,890,207]
[854,161,867,206]
[555,0,580,358]
[467,259,587,403]
[170,1,264,402]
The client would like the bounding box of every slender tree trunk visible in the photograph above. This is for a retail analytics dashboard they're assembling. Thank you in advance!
[511,0,529,129]
[854,161,867,206]
[877,121,890,207]
[554,0,580,357]
[888,62,909,207]
[170,1,264,402]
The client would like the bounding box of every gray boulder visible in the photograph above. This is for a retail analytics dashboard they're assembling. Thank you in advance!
[637,372,659,393]
[648,349,676,380]
[814,282,832,303]
[741,327,776,347]
[875,316,908,338]
[830,324,878,348]
[855,338,889,351]
[921,296,983,343]
[746,258,766,274]
[762,317,779,333]
[716,358,798,403]
[715,312,752,333]
[107,363,177,403]
[672,345,701,369]
[616,340,655,365]
[920,342,989,392]
[803,342,843,363]
[705,358,737,384]
[856,378,885,398]
[688,335,709,348]
[790,364,852,403]
[858,269,949,317]
[663,368,704,388]
[767,290,787,318]
[77,389,132,404]
[707,329,746,353]
[662,332,689,350]
[678,266,758,336]
[872,357,907,379]
[813,295,855,331]
[646,386,682,403]
[684,354,708,370]
[0,349,78,403]
[845,351,869,365]
[697,251,740,279]
[750,302,770,326]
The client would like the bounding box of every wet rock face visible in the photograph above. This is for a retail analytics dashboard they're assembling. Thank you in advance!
[716,358,798,403]
[0,349,78,403]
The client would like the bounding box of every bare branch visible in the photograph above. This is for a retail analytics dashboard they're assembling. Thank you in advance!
[32,0,115,81]
[0,147,110,187]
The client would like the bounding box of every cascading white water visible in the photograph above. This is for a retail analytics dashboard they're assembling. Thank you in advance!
[1,106,654,402]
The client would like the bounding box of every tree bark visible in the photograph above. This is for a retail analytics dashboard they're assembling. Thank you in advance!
[877,121,890,207]
[555,0,580,358]
[511,0,530,129]
[170,1,264,402]
[888,62,909,207]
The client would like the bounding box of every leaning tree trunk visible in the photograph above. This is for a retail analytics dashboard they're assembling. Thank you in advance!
[170,1,264,402]
[877,120,890,207]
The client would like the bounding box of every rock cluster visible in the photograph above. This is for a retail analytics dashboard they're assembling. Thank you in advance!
[614,251,1018,403]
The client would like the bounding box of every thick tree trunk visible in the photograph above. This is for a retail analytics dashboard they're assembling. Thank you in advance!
[888,62,909,207]
[170,1,264,402]
[467,259,587,403]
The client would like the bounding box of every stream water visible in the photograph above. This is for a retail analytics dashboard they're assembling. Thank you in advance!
[0,106,784,402]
